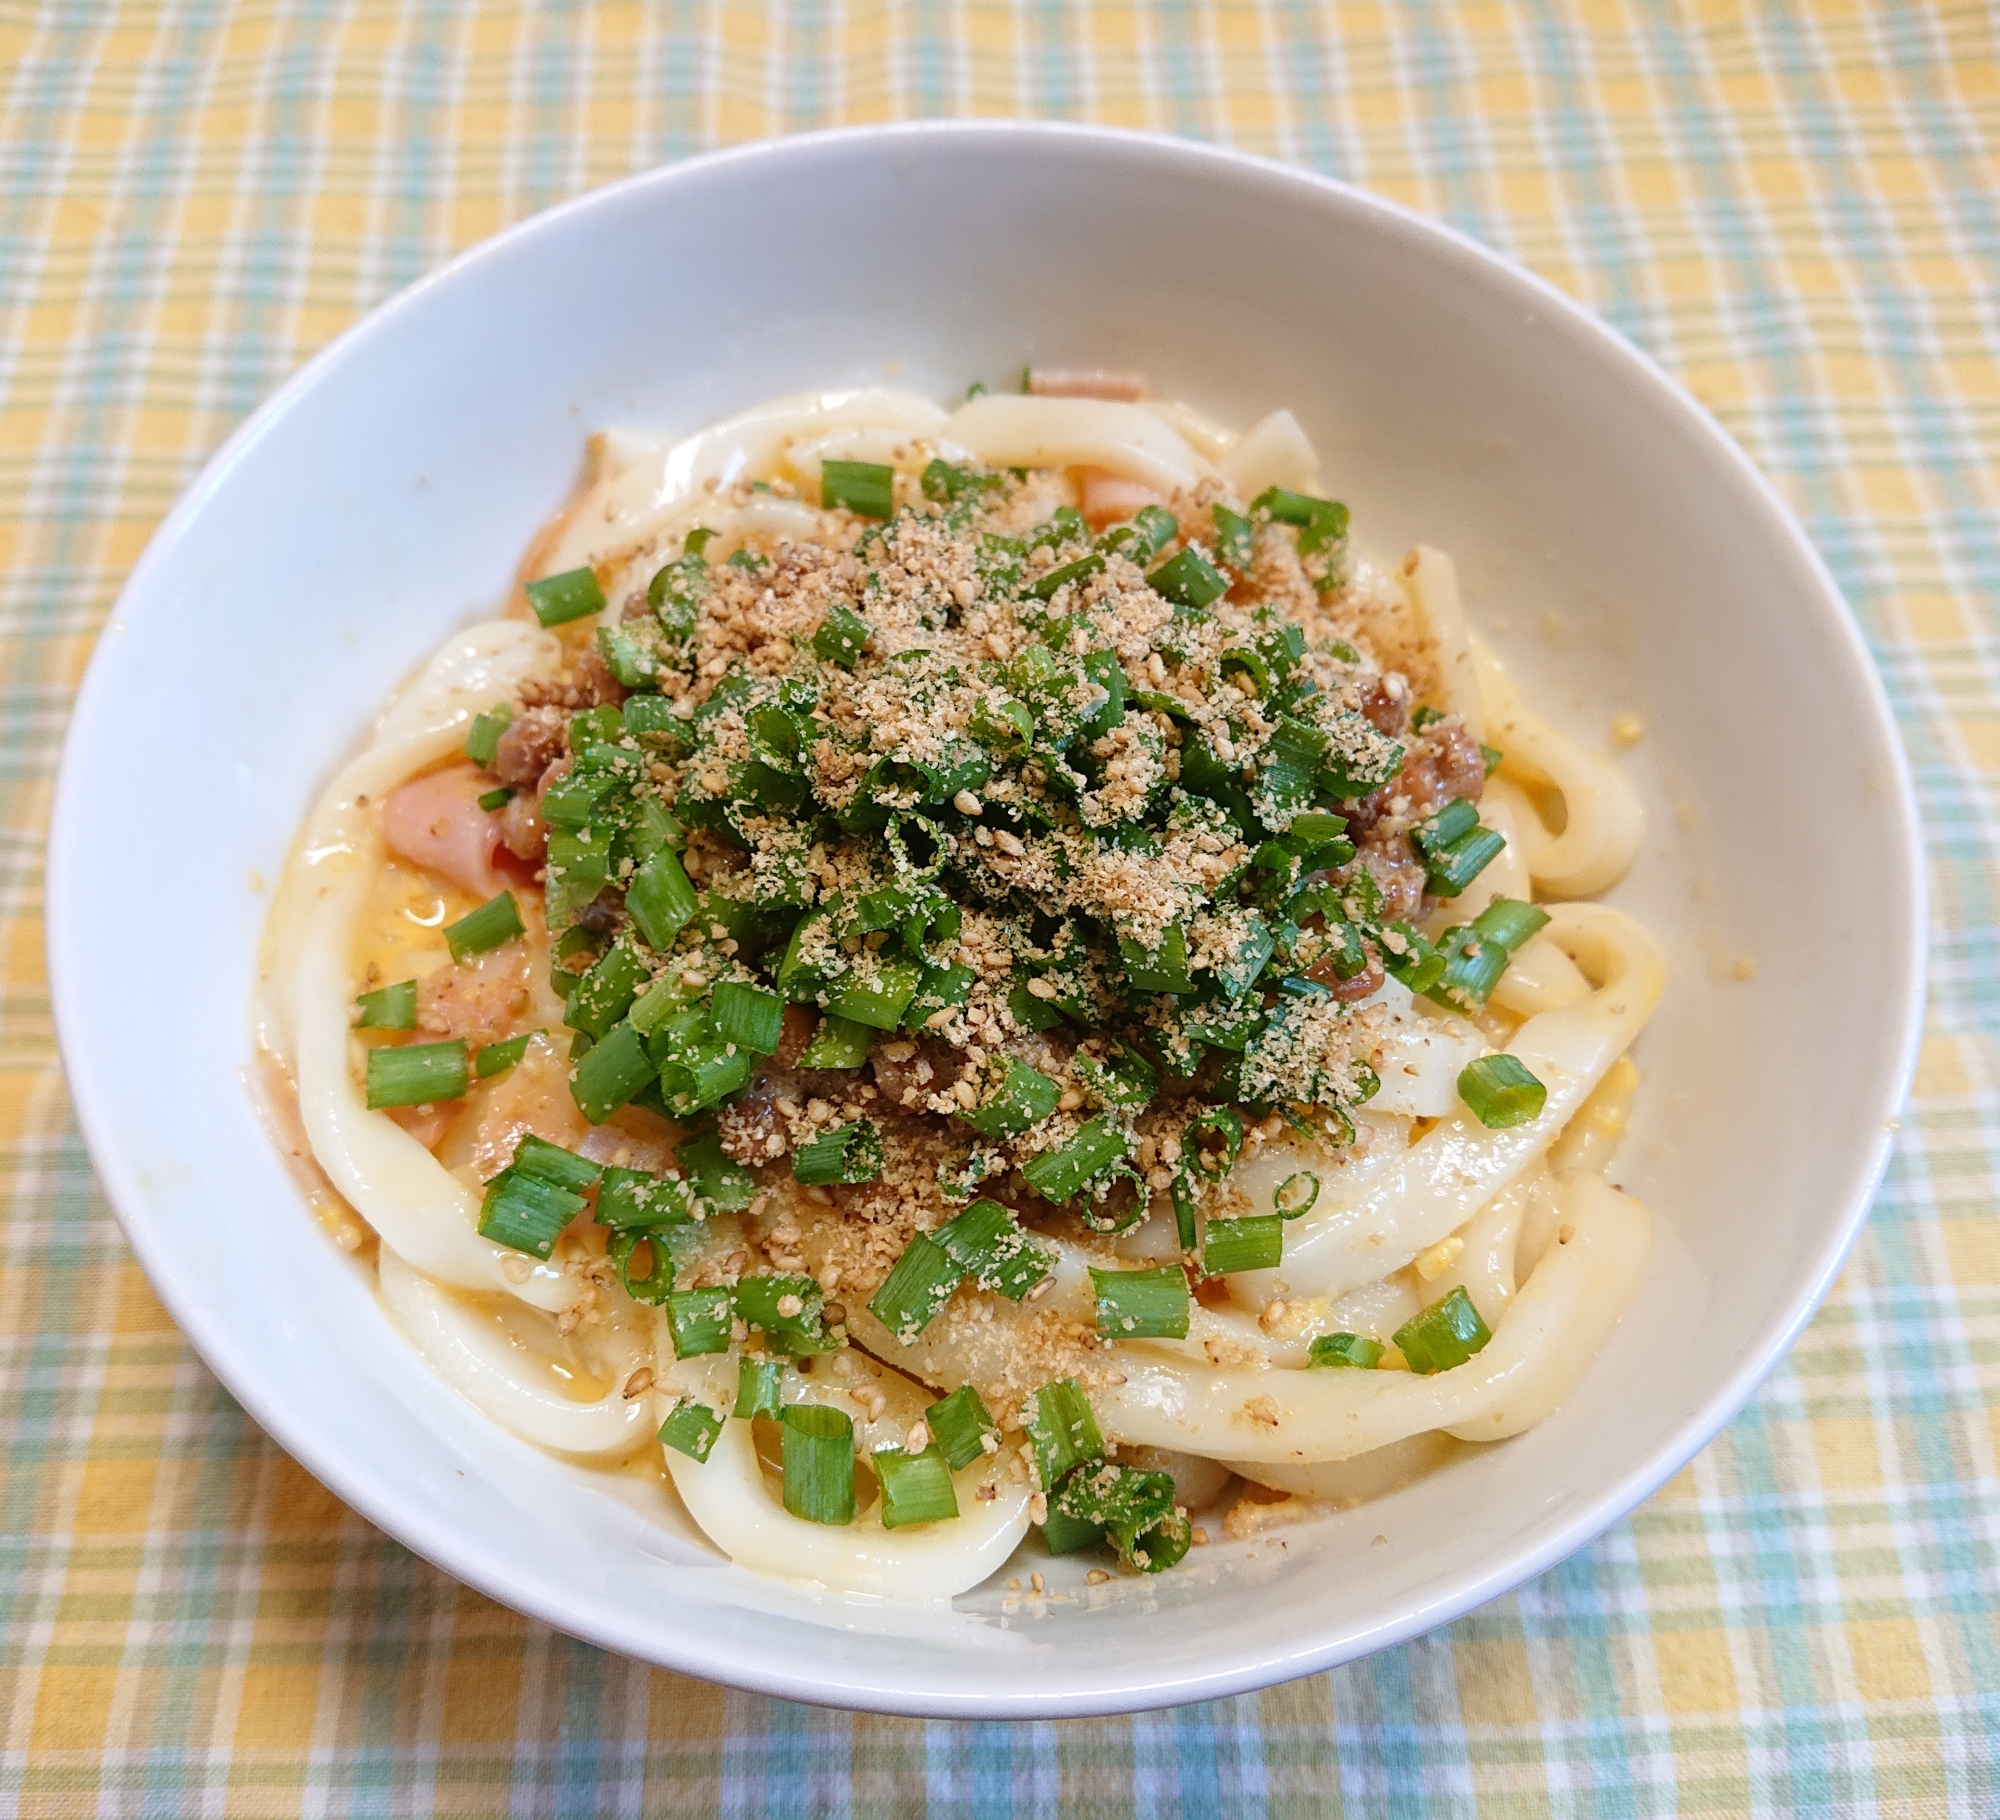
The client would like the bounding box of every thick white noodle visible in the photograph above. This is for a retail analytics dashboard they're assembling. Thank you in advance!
[1476,638,1644,898]
[271,621,571,1309]
[1092,1173,1650,1463]
[944,394,1206,493]
[378,1249,652,1458]
[1226,903,1663,1309]
[1218,409,1319,498]
[657,1353,1032,1598]
[1401,547,1485,742]
[1139,398,1241,461]
[1427,1168,1545,1329]
[544,387,955,578]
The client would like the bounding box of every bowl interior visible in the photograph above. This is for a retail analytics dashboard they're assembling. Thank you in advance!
[50,125,1920,1716]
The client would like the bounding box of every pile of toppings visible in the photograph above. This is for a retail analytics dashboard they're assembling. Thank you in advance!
[367,442,1548,1571]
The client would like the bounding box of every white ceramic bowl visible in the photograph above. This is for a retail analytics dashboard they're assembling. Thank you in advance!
[49,123,1923,1717]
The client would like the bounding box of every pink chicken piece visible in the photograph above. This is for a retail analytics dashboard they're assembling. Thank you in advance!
[1027,367,1149,402]
[380,764,507,898]
[1079,467,1170,531]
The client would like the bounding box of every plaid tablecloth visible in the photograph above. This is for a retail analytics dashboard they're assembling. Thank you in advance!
[2,3,1994,1814]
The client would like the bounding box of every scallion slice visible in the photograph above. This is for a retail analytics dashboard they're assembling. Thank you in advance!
[563,938,647,1039]
[510,1132,603,1193]
[1458,1053,1548,1129]
[934,1198,1053,1302]
[825,959,922,1031]
[1212,503,1253,568]
[1098,504,1179,563]
[658,1398,723,1463]
[1089,1264,1191,1341]
[1146,545,1229,610]
[674,1129,757,1212]
[734,1356,784,1421]
[1040,1505,1107,1555]
[1023,1378,1105,1489]
[664,1286,734,1359]
[626,845,699,951]
[1274,1170,1320,1218]
[867,1232,961,1343]
[608,1227,675,1302]
[1020,1119,1128,1203]
[873,1445,960,1529]
[568,1020,655,1124]
[1202,1214,1283,1275]
[1393,1286,1492,1374]
[1053,1461,1187,1574]
[524,566,606,628]
[477,1166,585,1258]
[733,1273,833,1356]
[1249,485,1349,555]
[812,603,873,668]
[798,1012,872,1069]
[595,1164,695,1229]
[474,1030,536,1079]
[476,785,513,811]
[711,980,783,1055]
[364,1039,468,1110]
[443,891,524,963]
[354,980,417,1031]
[1030,551,1104,601]
[464,707,513,767]
[1309,1331,1385,1370]
[781,1404,857,1524]
[1183,1106,1245,1180]
[955,1057,1061,1139]
[925,1383,999,1471]
[821,459,896,519]
[792,1119,884,1186]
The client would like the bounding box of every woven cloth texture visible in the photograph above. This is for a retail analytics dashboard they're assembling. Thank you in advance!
[2,3,1995,1816]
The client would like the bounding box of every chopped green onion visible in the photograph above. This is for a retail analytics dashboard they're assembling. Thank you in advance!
[1382,922,1447,996]
[734,1356,784,1420]
[474,1030,536,1078]
[1274,1171,1320,1218]
[1393,1286,1493,1374]
[934,1199,1053,1302]
[1118,921,1193,993]
[1053,1461,1188,1573]
[1023,1378,1105,1490]
[476,785,514,811]
[1030,551,1104,601]
[464,707,513,767]
[563,938,647,1038]
[821,459,896,519]
[1090,1264,1190,1340]
[921,457,1002,503]
[568,1020,655,1124]
[1203,1214,1283,1275]
[364,1039,468,1110]
[813,603,873,668]
[595,1164,695,1229]
[1309,1331,1385,1370]
[510,1132,603,1193]
[1039,1505,1107,1555]
[443,891,524,963]
[955,1057,1062,1139]
[524,566,606,628]
[711,980,783,1054]
[926,1384,999,1470]
[792,1119,884,1185]
[1098,504,1179,564]
[781,1404,857,1524]
[625,845,699,951]
[1482,743,1504,775]
[477,1167,586,1258]
[798,1012,872,1069]
[872,1445,960,1528]
[1023,1119,1130,1204]
[825,958,923,1031]
[675,1129,757,1212]
[354,980,417,1031]
[1249,486,1349,555]
[657,1398,723,1463]
[1147,546,1229,610]
[1212,503,1254,568]
[1183,1106,1245,1180]
[1171,1171,1199,1252]
[1470,895,1552,954]
[664,1286,734,1359]
[1413,797,1504,897]
[608,1227,675,1301]
[1072,1044,1158,1111]
[867,1232,960,1343]
[734,1273,833,1355]
[1458,1054,1548,1128]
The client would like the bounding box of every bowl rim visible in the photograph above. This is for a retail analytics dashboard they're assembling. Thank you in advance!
[48,118,1928,1717]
